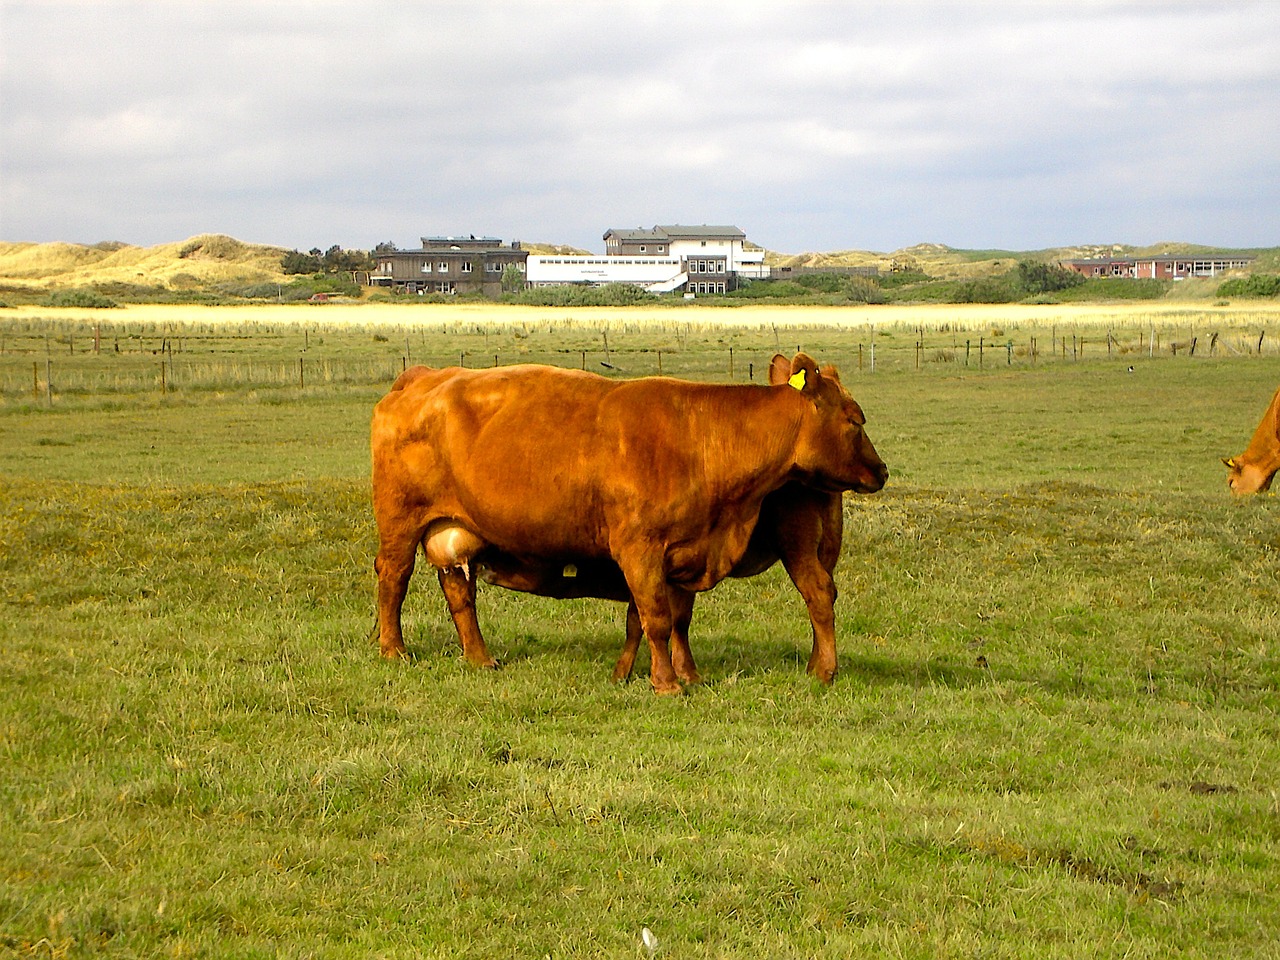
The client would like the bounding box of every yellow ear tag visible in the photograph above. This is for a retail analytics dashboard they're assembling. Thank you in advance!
[788,369,806,391]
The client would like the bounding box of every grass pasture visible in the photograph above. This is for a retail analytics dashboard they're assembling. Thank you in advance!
[2,304,1279,958]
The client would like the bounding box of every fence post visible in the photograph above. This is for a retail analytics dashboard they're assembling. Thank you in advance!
[979,337,984,368]
[161,360,167,395]
[658,350,663,375]
[33,361,38,399]
[1259,331,1266,354]
[299,357,305,389]
[46,359,53,406]
[729,347,734,378]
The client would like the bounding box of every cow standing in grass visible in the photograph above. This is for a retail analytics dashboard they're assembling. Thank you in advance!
[1223,385,1280,494]
[370,353,886,694]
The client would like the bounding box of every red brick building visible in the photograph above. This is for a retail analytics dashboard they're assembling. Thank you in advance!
[1058,253,1254,280]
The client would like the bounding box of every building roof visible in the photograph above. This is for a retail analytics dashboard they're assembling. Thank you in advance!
[604,224,746,242]
[1061,253,1254,265]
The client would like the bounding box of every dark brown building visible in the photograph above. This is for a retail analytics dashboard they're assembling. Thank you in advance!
[369,235,528,296]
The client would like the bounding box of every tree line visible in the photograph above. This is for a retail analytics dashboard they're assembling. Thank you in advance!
[281,245,377,276]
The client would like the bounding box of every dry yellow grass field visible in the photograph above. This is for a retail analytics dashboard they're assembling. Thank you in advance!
[8,300,1280,332]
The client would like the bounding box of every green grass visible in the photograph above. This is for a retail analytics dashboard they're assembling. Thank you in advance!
[2,315,1279,957]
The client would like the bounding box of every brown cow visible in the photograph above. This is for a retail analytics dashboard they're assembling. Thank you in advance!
[420,354,849,685]
[1223,385,1280,494]
[610,478,845,685]
[452,478,844,686]
[371,353,886,693]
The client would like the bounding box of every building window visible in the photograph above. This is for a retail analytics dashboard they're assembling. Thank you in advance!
[438,262,448,273]
[461,261,472,273]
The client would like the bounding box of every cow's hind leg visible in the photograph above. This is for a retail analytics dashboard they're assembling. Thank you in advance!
[374,530,421,659]
[438,567,499,669]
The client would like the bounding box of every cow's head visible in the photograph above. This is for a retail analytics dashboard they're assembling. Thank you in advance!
[1222,455,1275,495]
[770,353,887,494]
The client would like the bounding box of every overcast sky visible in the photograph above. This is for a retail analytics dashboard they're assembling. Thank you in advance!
[2,1,1277,255]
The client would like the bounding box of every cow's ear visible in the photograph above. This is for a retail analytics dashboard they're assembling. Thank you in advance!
[768,354,792,386]
[790,353,821,394]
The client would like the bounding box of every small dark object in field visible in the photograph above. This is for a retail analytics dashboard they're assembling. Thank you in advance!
[1159,780,1239,795]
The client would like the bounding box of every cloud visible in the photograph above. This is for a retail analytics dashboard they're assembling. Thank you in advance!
[2,0,1277,252]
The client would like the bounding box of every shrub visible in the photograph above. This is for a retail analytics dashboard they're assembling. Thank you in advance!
[726,280,809,299]
[792,273,888,303]
[1014,259,1086,295]
[1216,274,1280,298]
[512,283,654,307]
[41,289,119,308]
[877,270,931,289]
[1056,278,1166,301]
[954,277,1017,303]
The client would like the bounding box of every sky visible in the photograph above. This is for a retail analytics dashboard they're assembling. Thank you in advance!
[2,1,1278,256]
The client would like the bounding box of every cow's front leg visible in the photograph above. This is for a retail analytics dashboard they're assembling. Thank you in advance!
[612,586,700,686]
[782,554,839,684]
[617,559,680,695]
[668,586,701,685]
[437,566,498,669]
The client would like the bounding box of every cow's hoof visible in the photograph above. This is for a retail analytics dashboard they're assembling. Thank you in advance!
[677,670,703,686]
[651,680,684,696]
[806,663,837,685]
[380,644,410,660]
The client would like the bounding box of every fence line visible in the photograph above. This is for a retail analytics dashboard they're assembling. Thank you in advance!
[2,321,1275,401]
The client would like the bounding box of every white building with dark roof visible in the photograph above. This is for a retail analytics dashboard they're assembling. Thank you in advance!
[526,224,768,294]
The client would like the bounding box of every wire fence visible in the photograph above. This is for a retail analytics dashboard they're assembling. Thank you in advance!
[1,314,1276,404]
